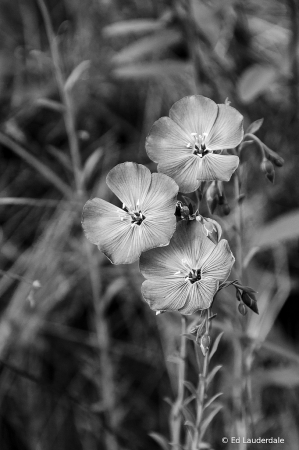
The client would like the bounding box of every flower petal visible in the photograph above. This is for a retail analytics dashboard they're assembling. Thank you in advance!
[140,220,215,279]
[82,198,145,264]
[141,173,178,248]
[141,277,190,312]
[178,277,219,314]
[158,154,203,193]
[198,154,239,181]
[169,95,218,137]
[106,162,151,210]
[146,116,193,165]
[206,104,244,150]
[202,239,235,283]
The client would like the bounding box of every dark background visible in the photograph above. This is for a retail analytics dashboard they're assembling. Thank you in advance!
[0,0,299,449]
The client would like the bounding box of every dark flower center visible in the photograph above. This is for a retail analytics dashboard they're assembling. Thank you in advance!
[187,269,202,284]
[131,211,146,225]
[122,205,146,225]
[193,144,209,157]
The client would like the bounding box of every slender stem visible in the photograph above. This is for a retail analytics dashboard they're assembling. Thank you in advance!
[36,2,118,448]
[36,0,83,196]
[192,309,211,450]
[170,316,187,449]
[233,170,243,281]
[232,167,248,448]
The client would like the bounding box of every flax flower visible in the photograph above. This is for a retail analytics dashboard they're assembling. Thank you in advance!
[82,162,179,265]
[146,95,244,193]
[140,220,234,314]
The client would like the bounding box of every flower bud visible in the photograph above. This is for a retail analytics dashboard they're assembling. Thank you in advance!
[260,159,275,183]
[238,303,247,316]
[242,292,259,314]
[200,334,210,356]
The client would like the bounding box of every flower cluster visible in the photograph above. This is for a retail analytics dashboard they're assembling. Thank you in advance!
[82,95,245,315]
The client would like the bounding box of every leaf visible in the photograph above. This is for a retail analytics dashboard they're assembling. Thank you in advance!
[208,333,224,361]
[206,365,222,386]
[183,381,197,397]
[64,60,90,91]
[204,392,223,410]
[83,148,103,182]
[237,65,277,103]
[149,432,170,450]
[35,98,65,113]
[103,19,163,38]
[199,404,223,440]
[183,395,196,407]
[113,60,192,79]
[246,118,264,134]
[111,30,182,65]
[251,210,299,248]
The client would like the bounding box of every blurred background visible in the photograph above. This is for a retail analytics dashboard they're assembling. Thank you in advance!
[0,0,299,449]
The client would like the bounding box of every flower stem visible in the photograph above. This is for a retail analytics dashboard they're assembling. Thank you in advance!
[192,308,211,450]
[170,316,186,449]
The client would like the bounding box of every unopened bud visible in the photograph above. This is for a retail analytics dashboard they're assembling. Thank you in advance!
[238,303,247,316]
[242,292,259,314]
[200,334,210,356]
[261,159,275,183]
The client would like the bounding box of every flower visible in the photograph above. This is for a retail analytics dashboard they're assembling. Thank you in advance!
[82,162,179,265]
[145,95,244,193]
[139,219,234,314]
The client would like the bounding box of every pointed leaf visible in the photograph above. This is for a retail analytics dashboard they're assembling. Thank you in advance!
[64,60,90,91]
[206,365,222,386]
[246,118,264,134]
[204,392,223,410]
[209,332,224,361]
[183,381,197,397]
[199,404,223,439]
[149,432,170,450]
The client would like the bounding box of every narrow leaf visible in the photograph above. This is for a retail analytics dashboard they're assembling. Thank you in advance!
[209,333,224,361]
[149,433,170,450]
[64,60,90,91]
[206,365,222,386]
[183,381,197,397]
[35,98,65,113]
[199,404,223,439]
[204,392,223,410]
[246,118,264,134]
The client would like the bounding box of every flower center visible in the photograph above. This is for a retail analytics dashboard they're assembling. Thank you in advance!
[186,268,202,284]
[122,204,146,226]
[187,132,210,158]
[181,259,202,284]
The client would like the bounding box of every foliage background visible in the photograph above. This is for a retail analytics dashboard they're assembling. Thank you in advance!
[0,0,299,449]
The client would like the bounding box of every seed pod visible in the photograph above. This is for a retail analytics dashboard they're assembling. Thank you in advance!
[238,303,247,316]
